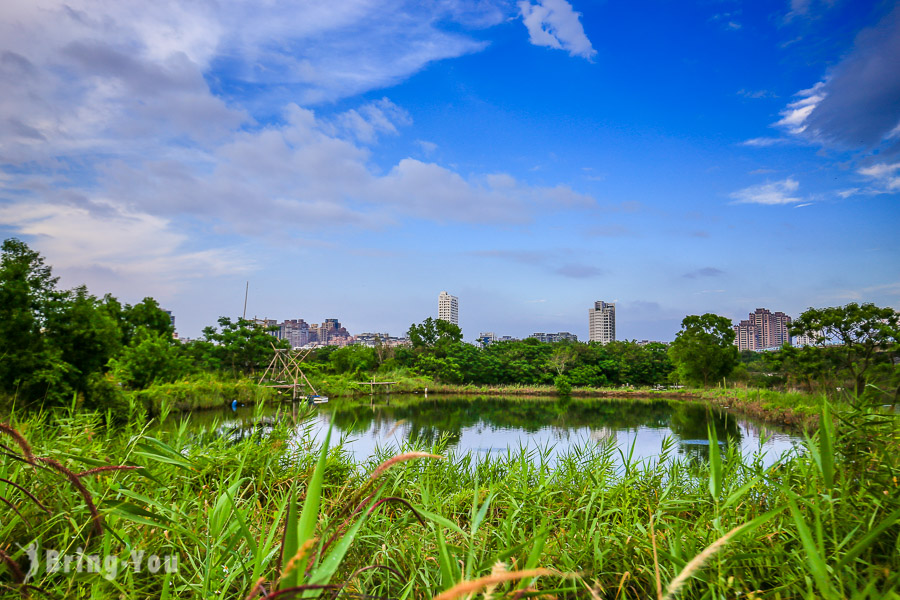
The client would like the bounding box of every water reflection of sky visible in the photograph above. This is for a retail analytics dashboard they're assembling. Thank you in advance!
[304,408,801,469]
[175,396,803,469]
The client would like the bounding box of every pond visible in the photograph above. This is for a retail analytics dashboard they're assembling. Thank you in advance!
[168,394,802,466]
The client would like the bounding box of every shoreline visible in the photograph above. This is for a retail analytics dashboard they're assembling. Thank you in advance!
[137,377,823,432]
[309,383,822,431]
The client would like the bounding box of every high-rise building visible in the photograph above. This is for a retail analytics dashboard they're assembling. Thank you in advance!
[733,308,792,351]
[279,319,310,348]
[588,301,616,344]
[438,291,459,326]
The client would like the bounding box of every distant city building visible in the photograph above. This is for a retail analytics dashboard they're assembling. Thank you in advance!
[793,331,822,347]
[255,317,351,348]
[163,309,176,337]
[478,332,497,347]
[252,318,279,330]
[311,318,351,345]
[354,332,389,346]
[588,301,616,344]
[529,332,578,343]
[279,319,310,348]
[733,308,792,351]
[438,291,459,326]
[477,332,521,346]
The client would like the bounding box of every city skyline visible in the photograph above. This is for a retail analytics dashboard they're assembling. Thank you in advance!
[1,1,897,342]
[196,298,855,347]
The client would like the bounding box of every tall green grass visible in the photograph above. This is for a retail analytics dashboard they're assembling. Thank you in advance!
[131,373,277,416]
[1,395,898,598]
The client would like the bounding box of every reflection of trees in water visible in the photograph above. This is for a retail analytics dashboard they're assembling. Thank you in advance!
[321,395,744,454]
[669,404,743,463]
[164,396,759,460]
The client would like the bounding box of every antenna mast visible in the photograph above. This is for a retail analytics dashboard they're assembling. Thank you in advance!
[242,281,249,320]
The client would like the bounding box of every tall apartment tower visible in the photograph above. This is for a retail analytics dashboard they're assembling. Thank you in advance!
[588,301,616,344]
[438,291,459,326]
[733,308,792,351]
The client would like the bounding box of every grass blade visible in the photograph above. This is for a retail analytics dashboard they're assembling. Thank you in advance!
[282,425,333,589]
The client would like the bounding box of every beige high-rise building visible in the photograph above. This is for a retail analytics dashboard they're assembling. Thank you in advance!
[588,301,616,344]
[438,291,458,326]
[733,308,792,351]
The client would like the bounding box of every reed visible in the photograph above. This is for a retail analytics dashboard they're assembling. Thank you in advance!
[0,395,897,599]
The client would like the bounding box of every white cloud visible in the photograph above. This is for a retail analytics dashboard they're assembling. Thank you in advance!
[773,8,900,150]
[0,0,603,304]
[775,84,825,134]
[332,98,412,144]
[858,162,900,179]
[0,0,499,165]
[415,140,438,155]
[730,178,803,205]
[858,162,900,190]
[741,137,788,147]
[3,99,596,242]
[0,199,250,296]
[518,0,596,60]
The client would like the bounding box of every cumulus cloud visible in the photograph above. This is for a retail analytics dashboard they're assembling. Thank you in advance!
[518,0,596,59]
[730,178,803,205]
[774,7,900,151]
[0,0,499,164]
[0,0,602,296]
[3,98,596,241]
[0,199,250,295]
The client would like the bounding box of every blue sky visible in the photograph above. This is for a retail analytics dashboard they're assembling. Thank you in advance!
[1,0,898,341]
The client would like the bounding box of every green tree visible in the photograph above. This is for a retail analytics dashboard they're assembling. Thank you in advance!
[0,239,68,403]
[194,317,288,375]
[668,314,739,387]
[547,344,576,376]
[407,318,463,354]
[44,286,122,395]
[109,328,192,389]
[791,302,900,397]
[124,297,174,341]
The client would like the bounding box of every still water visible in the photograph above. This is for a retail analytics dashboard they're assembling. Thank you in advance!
[172,395,802,466]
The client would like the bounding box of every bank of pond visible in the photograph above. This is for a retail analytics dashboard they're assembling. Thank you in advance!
[0,392,897,599]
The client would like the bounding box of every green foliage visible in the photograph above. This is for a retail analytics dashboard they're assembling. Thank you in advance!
[791,302,900,397]
[131,374,274,415]
[0,239,190,409]
[668,313,740,387]
[44,286,122,395]
[554,375,572,396]
[0,398,897,598]
[407,317,463,351]
[0,238,63,403]
[108,328,193,390]
[191,317,289,376]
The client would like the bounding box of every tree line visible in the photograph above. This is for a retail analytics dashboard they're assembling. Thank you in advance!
[2,239,897,410]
